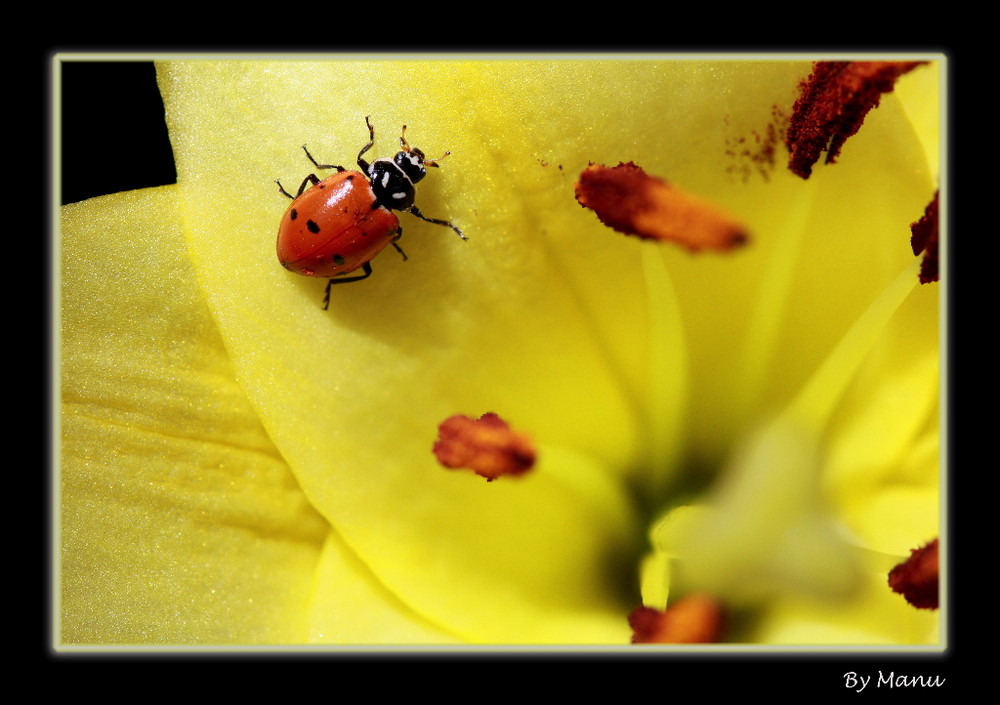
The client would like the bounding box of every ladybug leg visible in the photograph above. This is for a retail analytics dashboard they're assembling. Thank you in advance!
[322,262,374,309]
[357,115,377,173]
[390,226,408,261]
[275,173,323,200]
[406,205,468,240]
[301,145,346,173]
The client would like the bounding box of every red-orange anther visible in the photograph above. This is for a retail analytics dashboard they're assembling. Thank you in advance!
[628,594,726,644]
[433,413,536,482]
[575,162,748,251]
[910,191,940,284]
[888,538,939,610]
[785,61,926,179]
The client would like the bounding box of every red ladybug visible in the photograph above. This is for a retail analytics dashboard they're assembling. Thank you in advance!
[276,116,466,308]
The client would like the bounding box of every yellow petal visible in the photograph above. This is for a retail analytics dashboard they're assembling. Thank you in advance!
[60,186,328,644]
[306,530,460,644]
[753,571,940,645]
[158,60,685,642]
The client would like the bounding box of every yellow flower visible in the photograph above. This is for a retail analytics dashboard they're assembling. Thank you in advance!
[58,58,941,647]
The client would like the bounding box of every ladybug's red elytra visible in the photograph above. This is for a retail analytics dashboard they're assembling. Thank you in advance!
[276,116,466,309]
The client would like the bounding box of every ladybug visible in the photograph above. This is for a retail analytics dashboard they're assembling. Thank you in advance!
[276,116,466,309]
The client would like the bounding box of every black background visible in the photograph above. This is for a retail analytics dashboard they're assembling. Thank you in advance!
[60,61,176,205]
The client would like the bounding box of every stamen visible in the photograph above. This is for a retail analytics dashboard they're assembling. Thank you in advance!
[575,162,749,251]
[910,191,940,284]
[786,61,927,179]
[628,594,726,643]
[433,413,536,482]
[888,538,939,609]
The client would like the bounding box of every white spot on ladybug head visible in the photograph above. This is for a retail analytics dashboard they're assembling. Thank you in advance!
[380,173,391,188]
[392,191,406,200]
[405,152,421,167]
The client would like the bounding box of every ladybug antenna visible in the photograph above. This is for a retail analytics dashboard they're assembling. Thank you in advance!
[400,124,450,168]
[423,150,451,168]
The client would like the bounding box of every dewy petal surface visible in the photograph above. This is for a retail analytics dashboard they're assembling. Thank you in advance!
[60,187,329,644]
[156,60,816,642]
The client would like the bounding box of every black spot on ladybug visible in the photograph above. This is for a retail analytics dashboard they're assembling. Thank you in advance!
[307,219,321,234]
[345,174,355,181]
[289,208,298,220]
[333,254,346,265]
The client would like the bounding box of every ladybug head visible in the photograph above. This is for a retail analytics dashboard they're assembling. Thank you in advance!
[394,148,430,184]
[397,125,450,184]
